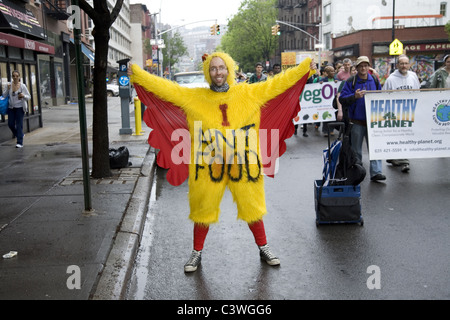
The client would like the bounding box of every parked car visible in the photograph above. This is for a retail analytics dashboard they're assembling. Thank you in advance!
[107,83,119,96]
[173,71,209,88]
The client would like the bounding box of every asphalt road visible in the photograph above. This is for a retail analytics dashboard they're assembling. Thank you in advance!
[126,125,450,300]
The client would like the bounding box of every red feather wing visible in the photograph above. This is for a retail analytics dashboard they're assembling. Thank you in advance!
[134,84,189,186]
[260,73,309,177]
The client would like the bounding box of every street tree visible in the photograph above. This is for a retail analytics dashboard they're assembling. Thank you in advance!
[161,31,188,74]
[144,31,188,75]
[78,0,123,178]
[220,0,278,72]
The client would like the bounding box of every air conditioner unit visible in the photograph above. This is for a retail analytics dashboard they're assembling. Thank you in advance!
[34,0,41,6]
[85,29,92,37]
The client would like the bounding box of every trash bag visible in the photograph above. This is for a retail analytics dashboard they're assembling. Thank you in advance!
[109,146,131,169]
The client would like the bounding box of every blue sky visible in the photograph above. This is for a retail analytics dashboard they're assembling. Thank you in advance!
[135,0,243,28]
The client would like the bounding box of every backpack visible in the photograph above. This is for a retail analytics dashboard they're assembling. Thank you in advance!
[333,74,380,109]
[331,123,366,186]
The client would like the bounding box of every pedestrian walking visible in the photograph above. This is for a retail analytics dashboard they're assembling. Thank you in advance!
[128,52,316,272]
[339,56,386,182]
[382,54,421,173]
[2,70,30,148]
[429,54,450,88]
[272,63,282,75]
[336,58,353,81]
[316,65,338,137]
[335,65,357,129]
[248,62,267,83]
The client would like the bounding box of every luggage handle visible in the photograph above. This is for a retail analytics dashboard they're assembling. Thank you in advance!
[320,121,346,203]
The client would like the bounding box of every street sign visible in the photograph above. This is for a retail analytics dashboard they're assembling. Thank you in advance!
[389,39,403,55]
[152,45,158,63]
[119,75,130,86]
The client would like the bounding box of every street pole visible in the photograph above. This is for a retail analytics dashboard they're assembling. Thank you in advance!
[392,0,396,41]
[72,0,92,212]
[318,23,322,68]
[276,20,321,67]
[392,0,397,70]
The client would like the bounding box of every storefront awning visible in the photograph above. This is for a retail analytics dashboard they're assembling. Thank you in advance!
[70,38,95,62]
[0,31,54,54]
[0,0,45,39]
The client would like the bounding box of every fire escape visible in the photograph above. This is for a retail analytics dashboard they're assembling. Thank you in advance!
[43,0,71,20]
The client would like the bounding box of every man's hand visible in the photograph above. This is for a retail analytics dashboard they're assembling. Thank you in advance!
[355,89,366,99]
[127,63,133,76]
[310,60,317,71]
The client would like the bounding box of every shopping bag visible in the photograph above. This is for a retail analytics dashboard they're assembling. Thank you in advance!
[0,96,9,115]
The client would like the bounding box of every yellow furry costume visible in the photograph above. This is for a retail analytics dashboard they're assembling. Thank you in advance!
[130,52,314,225]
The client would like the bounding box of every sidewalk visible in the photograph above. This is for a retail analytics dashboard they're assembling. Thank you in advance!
[0,97,155,300]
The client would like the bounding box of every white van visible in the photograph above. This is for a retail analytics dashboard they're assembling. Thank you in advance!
[173,71,209,88]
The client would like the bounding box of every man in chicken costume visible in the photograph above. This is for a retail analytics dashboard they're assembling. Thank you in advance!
[129,52,315,272]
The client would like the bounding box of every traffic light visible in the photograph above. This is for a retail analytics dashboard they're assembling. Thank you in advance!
[271,25,280,36]
[210,24,216,35]
[216,24,220,35]
[271,25,277,36]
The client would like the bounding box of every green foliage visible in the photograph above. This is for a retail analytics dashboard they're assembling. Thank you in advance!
[220,0,278,72]
[161,31,188,74]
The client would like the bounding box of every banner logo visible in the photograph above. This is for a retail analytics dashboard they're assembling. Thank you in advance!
[370,98,417,128]
[432,100,450,126]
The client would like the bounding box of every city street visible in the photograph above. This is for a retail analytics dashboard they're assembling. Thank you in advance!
[126,125,450,300]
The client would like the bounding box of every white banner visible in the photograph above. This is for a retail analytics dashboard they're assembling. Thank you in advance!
[365,89,450,160]
[294,81,341,125]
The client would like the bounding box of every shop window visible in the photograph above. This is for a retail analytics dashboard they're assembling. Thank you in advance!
[8,47,21,59]
[39,60,51,101]
[16,64,23,85]
[24,50,34,61]
[24,66,32,114]
[30,65,38,113]
[54,62,64,99]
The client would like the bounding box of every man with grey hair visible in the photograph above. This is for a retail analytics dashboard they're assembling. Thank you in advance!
[337,58,353,81]
[382,54,420,173]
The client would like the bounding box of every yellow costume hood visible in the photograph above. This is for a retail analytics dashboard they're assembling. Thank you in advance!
[202,52,236,87]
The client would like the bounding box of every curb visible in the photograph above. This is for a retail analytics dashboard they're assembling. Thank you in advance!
[90,147,156,300]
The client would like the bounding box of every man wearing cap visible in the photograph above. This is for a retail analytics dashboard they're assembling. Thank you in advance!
[339,56,386,182]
